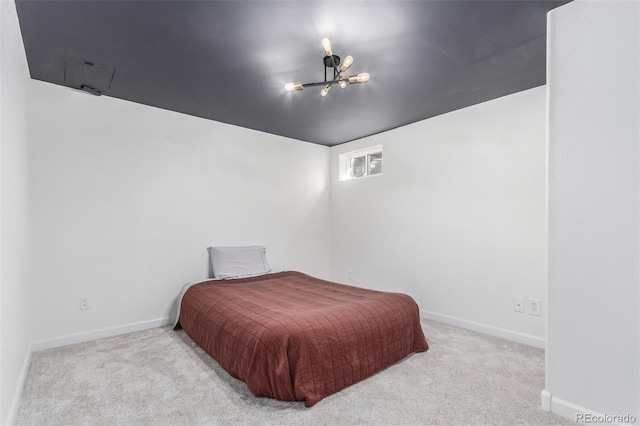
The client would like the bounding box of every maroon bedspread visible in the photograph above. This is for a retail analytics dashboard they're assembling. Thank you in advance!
[179,271,428,407]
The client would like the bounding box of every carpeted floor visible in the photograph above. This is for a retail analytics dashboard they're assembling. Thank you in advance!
[15,320,571,425]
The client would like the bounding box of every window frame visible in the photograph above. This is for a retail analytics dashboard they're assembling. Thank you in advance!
[338,145,383,181]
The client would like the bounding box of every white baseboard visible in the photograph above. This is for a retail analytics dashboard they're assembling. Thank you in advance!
[421,310,545,348]
[541,389,552,412]
[32,317,172,351]
[541,389,627,424]
[6,348,32,426]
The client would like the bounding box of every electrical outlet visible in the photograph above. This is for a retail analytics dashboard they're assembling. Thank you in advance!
[347,270,352,280]
[513,297,525,313]
[79,296,90,310]
[527,298,541,316]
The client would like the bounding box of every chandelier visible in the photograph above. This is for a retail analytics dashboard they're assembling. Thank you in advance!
[284,38,370,97]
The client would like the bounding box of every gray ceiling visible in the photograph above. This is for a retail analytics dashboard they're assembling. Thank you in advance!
[15,0,569,146]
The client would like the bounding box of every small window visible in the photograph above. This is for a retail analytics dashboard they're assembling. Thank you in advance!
[339,145,383,180]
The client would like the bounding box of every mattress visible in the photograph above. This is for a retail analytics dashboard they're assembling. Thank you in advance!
[178,271,428,407]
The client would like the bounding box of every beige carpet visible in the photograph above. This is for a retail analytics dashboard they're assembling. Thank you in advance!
[15,320,571,425]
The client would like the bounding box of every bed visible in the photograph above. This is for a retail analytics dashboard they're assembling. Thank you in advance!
[176,248,428,407]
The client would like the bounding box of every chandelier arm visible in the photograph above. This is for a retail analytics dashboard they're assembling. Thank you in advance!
[302,80,345,88]
[331,56,338,80]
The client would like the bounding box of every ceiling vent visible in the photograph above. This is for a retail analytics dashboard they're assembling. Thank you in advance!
[64,59,115,96]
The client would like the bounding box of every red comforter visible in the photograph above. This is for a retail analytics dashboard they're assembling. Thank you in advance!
[179,271,428,407]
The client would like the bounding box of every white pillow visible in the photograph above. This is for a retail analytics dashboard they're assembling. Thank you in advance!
[207,246,272,279]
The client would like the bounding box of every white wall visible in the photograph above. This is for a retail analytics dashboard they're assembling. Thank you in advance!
[330,86,547,346]
[545,0,640,421]
[29,81,331,349]
[0,0,33,424]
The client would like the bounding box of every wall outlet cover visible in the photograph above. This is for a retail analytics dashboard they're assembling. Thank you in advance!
[527,298,541,316]
[79,296,90,310]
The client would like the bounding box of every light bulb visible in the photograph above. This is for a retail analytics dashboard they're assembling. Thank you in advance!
[284,82,303,91]
[340,55,354,72]
[348,73,370,84]
[320,85,331,97]
[357,72,370,82]
[339,79,346,89]
[321,38,332,56]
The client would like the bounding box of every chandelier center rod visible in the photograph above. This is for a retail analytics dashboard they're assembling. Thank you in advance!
[323,55,341,82]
